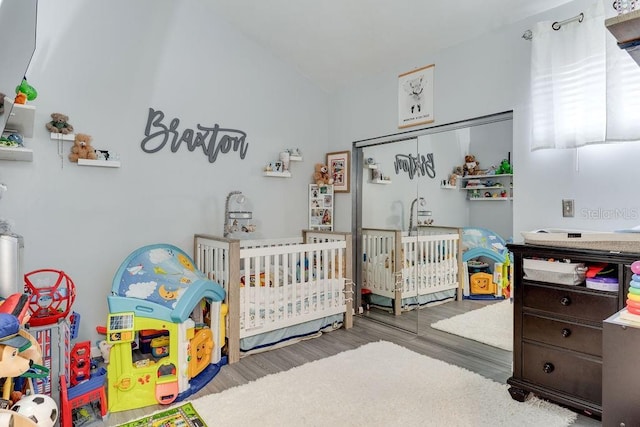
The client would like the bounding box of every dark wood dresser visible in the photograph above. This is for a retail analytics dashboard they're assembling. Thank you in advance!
[507,243,640,418]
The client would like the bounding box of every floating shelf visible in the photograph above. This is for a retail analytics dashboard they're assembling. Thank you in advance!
[77,159,121,168]
[50,133,75,141]
[364,164,378,169]
[468,197,513,201]
[0,146,33,162]
[263,171,291,178]
[440,184,458,189]
[370,179,392,184]
[461,173,512,180]
[290,155,303,162]
[3,101,35,138]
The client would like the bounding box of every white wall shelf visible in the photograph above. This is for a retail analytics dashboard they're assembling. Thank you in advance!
[290,155,303,162]
[370,179,392,184]
[77,159,121,168]
[50,133,75,141]
[468,197,513,201]
[364,163,378,169]
[0,146,33,162]
[461,173,512,180]
[263,171,291,178]
[3,101,35,138]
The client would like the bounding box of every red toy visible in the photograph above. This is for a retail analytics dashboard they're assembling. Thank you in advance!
[24,270,76,327]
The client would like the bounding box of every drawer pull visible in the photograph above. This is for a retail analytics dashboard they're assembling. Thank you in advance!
[560,296,571,306]
[561,328,571,338]
[543,362,555,374]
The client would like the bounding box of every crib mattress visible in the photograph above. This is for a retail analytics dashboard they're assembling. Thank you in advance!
[239,314,343,353]
[369,288,456,311]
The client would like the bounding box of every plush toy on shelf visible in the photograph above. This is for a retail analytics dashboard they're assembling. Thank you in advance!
[46,113,74,135]
[496,158,513,175]
[313,163,334,186]
[463,154,482,176]
[69,133,97,162]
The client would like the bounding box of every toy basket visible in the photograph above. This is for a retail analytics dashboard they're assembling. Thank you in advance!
[523,258,587,286]
[24,269,76,327]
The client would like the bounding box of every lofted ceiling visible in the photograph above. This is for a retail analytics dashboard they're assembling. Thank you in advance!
[205,0,575,91]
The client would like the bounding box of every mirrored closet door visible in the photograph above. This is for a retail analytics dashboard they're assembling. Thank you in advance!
[354,111,513,334]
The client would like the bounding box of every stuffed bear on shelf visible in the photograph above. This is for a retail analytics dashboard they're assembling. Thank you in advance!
[46,113,74,134]
[69,133,97,162]
[313,163,334,186]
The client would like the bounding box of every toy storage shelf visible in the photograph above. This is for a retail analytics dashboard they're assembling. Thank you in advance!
[462,173,513,200]
[77,159,121,168]
[462,173,512,180]
[0,146,33,161]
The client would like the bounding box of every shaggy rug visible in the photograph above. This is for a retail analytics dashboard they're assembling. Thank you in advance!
[120,341,576,426]
[430,300,513,351]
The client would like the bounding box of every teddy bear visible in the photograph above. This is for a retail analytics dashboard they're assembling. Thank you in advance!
[313,163,334,186]
[463,154,481,176]
[69,133,97,162]
[46,112,74,134]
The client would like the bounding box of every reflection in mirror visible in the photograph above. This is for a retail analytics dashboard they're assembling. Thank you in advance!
[355,111,513,334]
[0,0,38,136]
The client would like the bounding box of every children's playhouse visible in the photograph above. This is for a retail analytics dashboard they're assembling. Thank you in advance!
[105,243,227,413]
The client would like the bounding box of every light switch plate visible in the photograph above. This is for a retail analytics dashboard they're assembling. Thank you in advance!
[562,199,574,217]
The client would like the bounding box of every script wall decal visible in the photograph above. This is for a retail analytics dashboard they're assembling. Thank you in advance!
[140,108,248,164]
[394,152,435,180]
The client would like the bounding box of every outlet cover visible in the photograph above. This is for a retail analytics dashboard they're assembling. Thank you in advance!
[562,199,574,217]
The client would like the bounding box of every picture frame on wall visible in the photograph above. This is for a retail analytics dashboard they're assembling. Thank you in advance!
[398,64,434,129]
[326,151,350,193]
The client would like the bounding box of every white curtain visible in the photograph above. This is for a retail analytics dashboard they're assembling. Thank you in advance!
[530,0,640,150]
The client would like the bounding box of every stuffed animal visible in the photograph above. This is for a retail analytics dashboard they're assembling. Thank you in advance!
[69,133,97,162]
[46,113,74,134]
[313,163,334,186]
[463,154,481,176]
[0,93,5,115]
[496,158,513,175]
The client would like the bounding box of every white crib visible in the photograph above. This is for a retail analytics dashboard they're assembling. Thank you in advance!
[362,227,462,315]
[194,230,353,363]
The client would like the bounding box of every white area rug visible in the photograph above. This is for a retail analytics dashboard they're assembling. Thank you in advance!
[430,300,513,351]
[130,341,575,426]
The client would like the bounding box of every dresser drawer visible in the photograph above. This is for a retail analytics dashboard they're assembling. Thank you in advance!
[522,342,602,404]
[523,284,618,323]
[523,314,602,356]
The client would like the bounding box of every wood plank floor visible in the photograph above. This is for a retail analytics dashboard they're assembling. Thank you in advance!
[105,300,600,426]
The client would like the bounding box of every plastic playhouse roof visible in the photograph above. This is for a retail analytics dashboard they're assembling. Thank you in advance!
[108,244,225,323]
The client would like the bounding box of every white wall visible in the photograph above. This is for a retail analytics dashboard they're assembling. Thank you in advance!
[330,0,640,240]
[0,1,331,343]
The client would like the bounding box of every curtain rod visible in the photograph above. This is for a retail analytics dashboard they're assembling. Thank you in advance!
[521,12,584,40]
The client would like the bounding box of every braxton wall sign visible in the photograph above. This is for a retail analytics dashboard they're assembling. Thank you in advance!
[140,108,248,164]
[394,152,435,180]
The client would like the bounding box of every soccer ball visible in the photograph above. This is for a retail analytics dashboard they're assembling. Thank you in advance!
[10,394,58,427]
